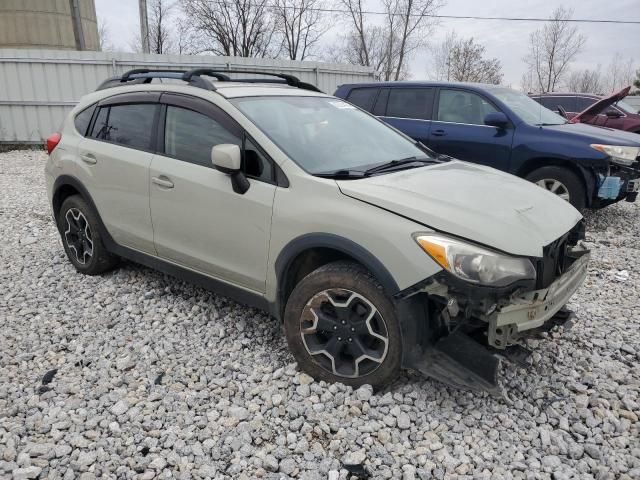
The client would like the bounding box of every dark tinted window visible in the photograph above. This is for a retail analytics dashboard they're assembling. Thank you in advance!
[164,106,240,167]
[244,137,273,182]
[386,88,434,120]
[545,96,577,112]
[538,97,557,110]
[437,89,498,125]
[346,88,379,111]
[74,105,94,136]
[576,96,596,111]
[91,104,156,150]
[372,88,389,116]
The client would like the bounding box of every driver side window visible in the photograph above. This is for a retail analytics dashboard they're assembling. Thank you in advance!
[437,89,498,125]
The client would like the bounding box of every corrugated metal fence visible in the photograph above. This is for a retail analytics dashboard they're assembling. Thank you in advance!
[0,49,376,143]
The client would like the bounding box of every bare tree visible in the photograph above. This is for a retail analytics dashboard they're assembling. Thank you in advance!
[604,52,636,93]
[635,69,640,91]
[565,68,603,93]
[271,0,330,60]
[148,0,174,54]
[182,0,278,57]
[98,19,113,52]
[430,32,501,84]
[338,0,442,80]
[524,7,586,93]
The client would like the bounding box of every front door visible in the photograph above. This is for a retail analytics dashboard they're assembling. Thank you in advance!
[428,88,514,171]
[149,96,276,293]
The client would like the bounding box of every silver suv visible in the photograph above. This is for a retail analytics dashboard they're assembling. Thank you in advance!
[45,69,590,393]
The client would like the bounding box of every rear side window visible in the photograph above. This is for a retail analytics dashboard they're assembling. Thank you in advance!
[90,104,156,150]
[74,105,95,136]
[345,88,379,112]
[386,88,434,120]
[163,106,240,167]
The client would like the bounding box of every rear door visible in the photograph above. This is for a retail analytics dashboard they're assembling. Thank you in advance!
[77,93,159,253]
[377,87,434,145]
[149,93,277,292]
[428,88,514,171]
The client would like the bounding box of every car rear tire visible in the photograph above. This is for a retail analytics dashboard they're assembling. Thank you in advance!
[58,195,119,275]
[283,261,402,390]
[525,166,586,210]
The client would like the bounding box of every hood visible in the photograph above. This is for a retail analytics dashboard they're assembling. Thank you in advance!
[570,86,631,123]
[337,161,582,257]
[541,121,640,146]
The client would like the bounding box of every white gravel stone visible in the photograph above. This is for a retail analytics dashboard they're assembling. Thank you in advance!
[1,150,639,479]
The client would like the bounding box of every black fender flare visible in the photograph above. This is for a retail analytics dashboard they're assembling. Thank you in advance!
[274,233,400,318]
[52,175,108,235]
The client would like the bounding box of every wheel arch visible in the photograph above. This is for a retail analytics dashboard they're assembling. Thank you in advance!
[274,234,400,320]
[52,176,104,231]
[516,157,595,206]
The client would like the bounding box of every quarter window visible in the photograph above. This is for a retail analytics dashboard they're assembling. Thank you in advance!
[90,103,156,150]
[163,106,240,167]
[74,105,95,136]
[437,89,498,125]
[386,88,434,120]
[345,88,379,112]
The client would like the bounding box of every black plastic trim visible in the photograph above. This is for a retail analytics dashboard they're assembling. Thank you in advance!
[98,91,162,106]
[274,233,400,317]
[51,175,270,313]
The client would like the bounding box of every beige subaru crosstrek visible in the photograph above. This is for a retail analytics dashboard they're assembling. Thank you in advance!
[45,69,590,393]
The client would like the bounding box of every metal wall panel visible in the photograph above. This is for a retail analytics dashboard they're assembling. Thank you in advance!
[0,49,376,143]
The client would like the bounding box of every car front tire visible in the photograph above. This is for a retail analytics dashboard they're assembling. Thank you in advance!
[284,261,402,390]
[526,166,586,210]
[58,195,119,275]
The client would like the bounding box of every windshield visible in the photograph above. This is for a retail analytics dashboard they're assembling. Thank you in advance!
[616,99,637,114]
[231,96,428,174]
[490,88,568,126]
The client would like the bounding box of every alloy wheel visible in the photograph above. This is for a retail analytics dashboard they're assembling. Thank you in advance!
[64,208,94,264]
[299,288,389,378]
[535,178,571,202]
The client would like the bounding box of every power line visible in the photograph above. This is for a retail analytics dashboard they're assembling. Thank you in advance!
[207,1,640,25]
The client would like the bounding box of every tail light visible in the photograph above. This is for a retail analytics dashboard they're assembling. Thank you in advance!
[46,133,61,155]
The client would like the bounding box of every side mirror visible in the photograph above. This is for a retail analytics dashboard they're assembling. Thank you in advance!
[211,144,250,194]
[484,112,510,129]
[605,109,622,118]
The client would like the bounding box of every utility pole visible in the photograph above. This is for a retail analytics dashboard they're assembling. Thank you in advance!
[139,0,150,53]
[69,0,86,51]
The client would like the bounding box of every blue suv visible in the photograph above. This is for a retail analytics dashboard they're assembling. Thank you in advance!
[334,82,640,210]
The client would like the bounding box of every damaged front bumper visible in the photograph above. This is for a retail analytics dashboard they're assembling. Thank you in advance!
[399,242,590,396]
[484,250,590,348]
[595,161,640,203]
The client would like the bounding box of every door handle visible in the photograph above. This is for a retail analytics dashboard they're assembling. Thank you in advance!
[431,129,447,137]
[80,153,97,164]
[152,176,174,189]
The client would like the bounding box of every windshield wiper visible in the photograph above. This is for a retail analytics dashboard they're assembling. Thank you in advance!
[535,122,567,126]
[363,156,438,176]
[314,169,366,179]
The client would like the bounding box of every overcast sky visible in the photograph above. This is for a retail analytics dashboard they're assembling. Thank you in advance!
[95,0,639,87]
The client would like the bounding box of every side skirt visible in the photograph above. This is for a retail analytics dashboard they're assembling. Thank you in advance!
[105,240,273,315]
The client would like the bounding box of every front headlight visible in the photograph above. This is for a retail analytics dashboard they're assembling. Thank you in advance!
[414,234,536,287]
[591,144,640,166]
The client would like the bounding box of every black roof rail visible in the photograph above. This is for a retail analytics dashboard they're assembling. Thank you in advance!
[182,68,322,92]
[99,68,322,93]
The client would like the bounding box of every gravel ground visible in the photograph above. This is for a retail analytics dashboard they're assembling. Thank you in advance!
[0,149,638,480]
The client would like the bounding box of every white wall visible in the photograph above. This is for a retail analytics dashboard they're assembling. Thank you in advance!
[0,49,376,143]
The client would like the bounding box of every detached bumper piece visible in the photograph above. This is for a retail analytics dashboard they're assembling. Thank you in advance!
[407,308,575,397]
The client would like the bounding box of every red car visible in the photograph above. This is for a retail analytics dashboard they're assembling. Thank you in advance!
[531,87,640,135]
